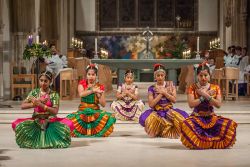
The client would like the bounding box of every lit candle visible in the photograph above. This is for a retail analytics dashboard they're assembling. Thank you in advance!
[80,42,83,48]
[36,35,39,44]
[74,39,76,47]
[72,37,74,46]
[28,35,33,46]
[78,41,80,48]
[197,36,199,53]
[160,46,163,52]
[212,40,215,46]
[95,37,98,54]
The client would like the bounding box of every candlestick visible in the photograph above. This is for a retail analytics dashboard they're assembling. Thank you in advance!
[196,36,200,59]
[94,37,98,59]
[197,36,199,53]
[95,38,97,54]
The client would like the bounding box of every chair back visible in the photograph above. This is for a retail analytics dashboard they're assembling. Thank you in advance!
[223,67,239,80]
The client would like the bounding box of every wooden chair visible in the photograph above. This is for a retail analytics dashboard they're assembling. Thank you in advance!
[98,65,113,92]
[75,57,90,81]
[211,68,224,89]
[245,73,250,96]
[112,71,118,84]
[11,66,36,99]
[59,68,78,100]
[209,49,225,69]
[221,67,239,100]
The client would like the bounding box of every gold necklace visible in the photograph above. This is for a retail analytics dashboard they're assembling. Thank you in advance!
[40,88,50,95]
[124,83,133,89]
[197,82,210,89]
[155,81,166,88]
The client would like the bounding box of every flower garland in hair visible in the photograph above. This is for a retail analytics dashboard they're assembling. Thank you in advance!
[86,63,98,70]
[124,69,134,77]
[39,71,52,80]
[154,63,163,69]
[153,63,165,73]
[197,61,210,71]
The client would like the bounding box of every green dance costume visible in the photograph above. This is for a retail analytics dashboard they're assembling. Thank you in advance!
[67,80,116,137]
[12,88,74,149]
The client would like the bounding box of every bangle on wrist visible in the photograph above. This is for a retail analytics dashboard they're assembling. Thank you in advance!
[208,96,213,102]
[44,105,48,111]
[199,96,205,103]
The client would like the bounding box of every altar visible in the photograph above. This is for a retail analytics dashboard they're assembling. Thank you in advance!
[91,59,202,84]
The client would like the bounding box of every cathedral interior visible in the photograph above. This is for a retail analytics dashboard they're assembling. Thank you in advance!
[0,0,250,167]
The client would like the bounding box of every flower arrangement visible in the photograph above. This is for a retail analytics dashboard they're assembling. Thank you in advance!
[155,36,187,59]
[23,36,51,60]
[100,48,109,59]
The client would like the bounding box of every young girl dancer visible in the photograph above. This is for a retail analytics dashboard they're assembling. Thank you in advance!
[67,64,116,137]
[180,63,237,149]
[139,64,188,138]
[111,69,144,122]
[12,71,74,148]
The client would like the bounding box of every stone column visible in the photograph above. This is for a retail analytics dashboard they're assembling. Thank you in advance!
[0,0,4,101]
[230,0,248,47]
[40,0,59,43]
[58,0,68,55]
[1,0,11,99]
[11,0,35,71]
[231,0,239,45]
[223,0,233,49]
[240,0,247,47]
[35,0,40,37]
[69,0,75,46]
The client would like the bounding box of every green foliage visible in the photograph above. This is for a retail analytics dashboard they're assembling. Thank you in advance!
[156,36,188,59]
[23,44,51,60]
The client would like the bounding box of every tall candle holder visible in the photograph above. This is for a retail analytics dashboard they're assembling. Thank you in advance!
[94,37,99,59]
[196,36,200,59]
[209,38,220,50]
[182,49,191,59]
[71,37,83,50]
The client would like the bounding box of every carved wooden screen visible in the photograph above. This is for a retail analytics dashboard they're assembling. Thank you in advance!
[138,0,155,27]
[119,0,136,27]
[175,0,194,28]
[100,0,118,28]
[99,0,195,29]
[157,0,174,27]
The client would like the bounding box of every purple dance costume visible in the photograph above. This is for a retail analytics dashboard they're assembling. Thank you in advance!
[139,81,189,138]
[180,84,237,149]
